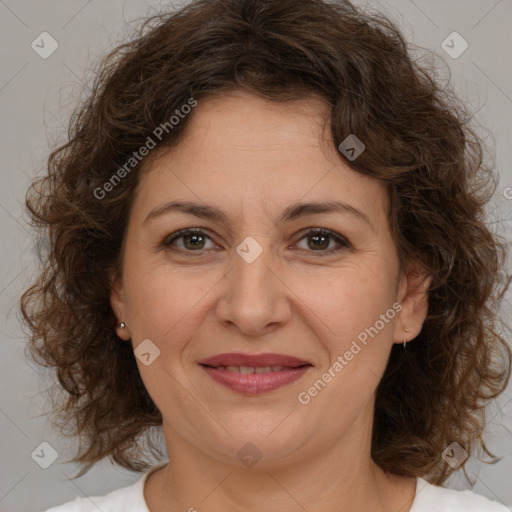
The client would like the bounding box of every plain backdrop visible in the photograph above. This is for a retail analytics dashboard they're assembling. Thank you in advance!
[1,0,511,510]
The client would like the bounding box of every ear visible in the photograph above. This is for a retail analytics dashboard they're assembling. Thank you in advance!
[109,269,131,341]
[392,260,431,345]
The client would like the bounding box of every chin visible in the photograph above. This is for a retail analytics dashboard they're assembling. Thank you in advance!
[201,421,314,469]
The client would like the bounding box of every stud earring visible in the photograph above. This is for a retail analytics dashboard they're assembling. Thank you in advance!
[119,322,126,329]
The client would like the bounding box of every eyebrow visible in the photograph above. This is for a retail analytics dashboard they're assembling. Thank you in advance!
[144,200,373,229]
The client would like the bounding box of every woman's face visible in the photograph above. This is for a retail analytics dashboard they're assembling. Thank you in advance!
[111,90,429,468]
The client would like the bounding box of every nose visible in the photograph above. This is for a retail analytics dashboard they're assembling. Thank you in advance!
[215,243,292,338]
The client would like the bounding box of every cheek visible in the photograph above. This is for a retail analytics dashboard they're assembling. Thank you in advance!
[297,261,397,344]
[123,262,222,345]
[293,262,398,400]
[121,266,219,412]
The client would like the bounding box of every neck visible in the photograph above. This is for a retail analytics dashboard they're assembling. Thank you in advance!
[144,422,417,512]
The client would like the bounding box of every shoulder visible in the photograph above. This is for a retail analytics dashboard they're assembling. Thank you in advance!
[42,463,167,512]
[412,478,511,512]
[43,479,144,512]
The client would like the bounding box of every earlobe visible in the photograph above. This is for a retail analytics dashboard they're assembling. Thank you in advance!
[393,262,432,344]
[109,270,130,341]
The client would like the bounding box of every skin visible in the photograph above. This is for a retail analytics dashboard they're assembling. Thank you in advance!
[110,90,431,512]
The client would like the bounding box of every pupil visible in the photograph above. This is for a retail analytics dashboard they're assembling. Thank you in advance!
[185,234,204,249]
[309,234,329,250]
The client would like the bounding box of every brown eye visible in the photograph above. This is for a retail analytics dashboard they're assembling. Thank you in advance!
[295,228,349,254]
[162,227,349,256]
[163,229,216,252]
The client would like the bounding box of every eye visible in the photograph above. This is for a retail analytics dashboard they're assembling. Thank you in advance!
[294,228,350,254]
[163,229,217,252]
[162,227,350,255]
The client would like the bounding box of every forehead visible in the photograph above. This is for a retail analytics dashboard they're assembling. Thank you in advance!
[133,91,389,228]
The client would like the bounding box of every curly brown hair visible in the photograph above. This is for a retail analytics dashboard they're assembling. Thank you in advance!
[20,0,511,483]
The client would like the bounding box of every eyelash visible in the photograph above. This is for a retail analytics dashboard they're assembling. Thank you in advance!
[162,228,350,256]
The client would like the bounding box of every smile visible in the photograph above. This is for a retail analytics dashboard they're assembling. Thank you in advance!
[216,365,286,373]
[198,353,313,395]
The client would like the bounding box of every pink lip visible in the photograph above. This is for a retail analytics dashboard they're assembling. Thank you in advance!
[198,352,312,395]
[198,352,311,368]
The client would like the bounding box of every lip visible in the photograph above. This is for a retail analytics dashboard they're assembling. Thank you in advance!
[198,352,312,395]
[198,352,311,368]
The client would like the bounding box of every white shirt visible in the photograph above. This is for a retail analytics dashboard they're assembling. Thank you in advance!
[44,463,510,511]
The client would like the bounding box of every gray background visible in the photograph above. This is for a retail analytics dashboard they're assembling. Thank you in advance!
[1,0,511,510]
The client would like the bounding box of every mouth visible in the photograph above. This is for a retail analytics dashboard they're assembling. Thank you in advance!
[198,353,312,395]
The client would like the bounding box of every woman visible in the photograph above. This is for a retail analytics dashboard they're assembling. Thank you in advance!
[22,0,511,510]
